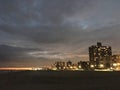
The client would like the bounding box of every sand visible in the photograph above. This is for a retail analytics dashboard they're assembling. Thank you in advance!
[0,71,120,90]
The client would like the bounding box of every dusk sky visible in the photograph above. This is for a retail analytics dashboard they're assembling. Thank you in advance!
[0,0,120,67]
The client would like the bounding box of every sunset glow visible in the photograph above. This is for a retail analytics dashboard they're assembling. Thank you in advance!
[0,68,33,71]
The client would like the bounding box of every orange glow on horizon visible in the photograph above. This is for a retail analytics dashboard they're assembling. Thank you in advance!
[0,68,33,70]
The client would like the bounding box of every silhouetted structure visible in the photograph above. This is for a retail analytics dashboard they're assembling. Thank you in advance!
[112,55,120,63]
[54,61,65,70]
[51,42,120,71]
[80,61,90,70]
[89,42,112,69]
[66,60,72,67]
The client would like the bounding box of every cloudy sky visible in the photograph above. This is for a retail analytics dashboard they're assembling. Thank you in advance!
[0,0,120,67]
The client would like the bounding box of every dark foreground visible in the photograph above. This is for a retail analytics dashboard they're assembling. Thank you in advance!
[0,71,120,90]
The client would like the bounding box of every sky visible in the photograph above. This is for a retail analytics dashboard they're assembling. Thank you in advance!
[0,0,120,67]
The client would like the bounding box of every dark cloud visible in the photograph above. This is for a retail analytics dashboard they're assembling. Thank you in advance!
[0,44,50,67]
[0,44,40,61]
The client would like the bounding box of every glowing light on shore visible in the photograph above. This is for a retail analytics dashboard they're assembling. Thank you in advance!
[90,65,94,68]
[99,64,104,68]
[113,63,117,67]
[0,68,33,71]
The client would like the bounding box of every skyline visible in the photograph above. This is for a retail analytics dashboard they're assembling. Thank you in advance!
[0,0,120,67]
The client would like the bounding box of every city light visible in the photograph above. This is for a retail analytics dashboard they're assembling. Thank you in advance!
[49,42,120,71]
[113,63,117,67]
[99,64,104,68]
[90,65,94,68]
[78,65,81,68]
[1,42,120,71]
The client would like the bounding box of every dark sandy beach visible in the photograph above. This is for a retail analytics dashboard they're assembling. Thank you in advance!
[0,71,120,90]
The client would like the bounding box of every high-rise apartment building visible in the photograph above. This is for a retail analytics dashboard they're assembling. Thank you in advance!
[89,42,112,68]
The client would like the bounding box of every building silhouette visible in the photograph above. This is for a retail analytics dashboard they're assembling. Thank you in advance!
[66,60,72,67]
[54,61,65,70]
[112,55,120,63]
[89,42,112,69]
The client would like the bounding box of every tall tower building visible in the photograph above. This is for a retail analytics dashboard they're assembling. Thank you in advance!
[89,42,112,68]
